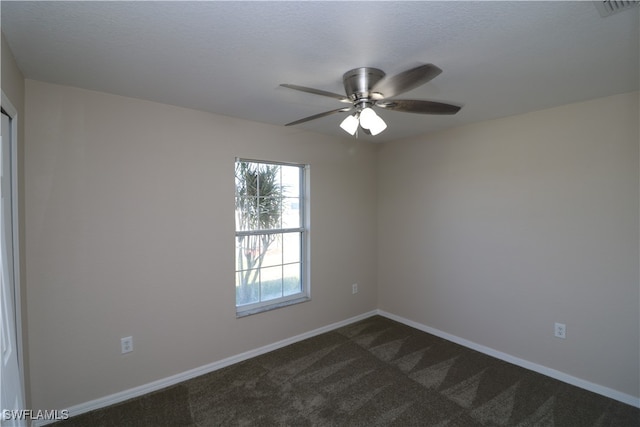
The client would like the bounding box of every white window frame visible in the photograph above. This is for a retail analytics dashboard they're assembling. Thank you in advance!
[234,158,310,317]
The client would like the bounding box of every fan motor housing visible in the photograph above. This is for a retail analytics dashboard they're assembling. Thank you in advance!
[343,67,385,101]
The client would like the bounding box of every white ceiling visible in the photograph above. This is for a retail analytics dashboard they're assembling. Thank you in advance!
[2,1,639,143]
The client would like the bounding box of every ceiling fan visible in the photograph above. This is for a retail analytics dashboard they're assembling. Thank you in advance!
[281,64,461,136]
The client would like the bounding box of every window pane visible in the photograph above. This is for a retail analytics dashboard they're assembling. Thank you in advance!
[283,263,301,296]
[281,165,300,198]
[261,234,282,268]
[236,271,259,306]
[235,162,249,196]
[236,235,261,270]
[260,266,283,301]
[282,232,301,264]
[258,163,282,196]
[259,196,282,230]
[235,197,258,231]
[257,163,281,197]
[282,197,300,228]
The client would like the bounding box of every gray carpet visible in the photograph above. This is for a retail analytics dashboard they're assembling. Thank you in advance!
[55,315,639,426]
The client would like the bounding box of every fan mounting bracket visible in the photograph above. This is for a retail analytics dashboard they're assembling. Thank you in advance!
[343,67,385,102]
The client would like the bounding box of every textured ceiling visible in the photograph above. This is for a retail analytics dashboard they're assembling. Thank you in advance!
[2,1,639,143]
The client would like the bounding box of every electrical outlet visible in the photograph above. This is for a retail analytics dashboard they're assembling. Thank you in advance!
[554,323,566,339]
[121,336,133,354]
[352,283,358,294]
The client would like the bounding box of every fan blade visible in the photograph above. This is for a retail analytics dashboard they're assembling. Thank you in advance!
[377,100,461,115]
[372,64,442,99]
[285,107,352,126]
[280,84,351,103]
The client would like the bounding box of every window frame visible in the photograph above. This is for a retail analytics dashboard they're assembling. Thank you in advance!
[234,158,310,317]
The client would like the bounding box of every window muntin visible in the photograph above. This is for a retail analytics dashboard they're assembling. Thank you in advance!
[235,159,308,315]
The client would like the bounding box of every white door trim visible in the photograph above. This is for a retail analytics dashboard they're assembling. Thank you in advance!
[1,91,25,410]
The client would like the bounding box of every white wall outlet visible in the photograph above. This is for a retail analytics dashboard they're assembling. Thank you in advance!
[121,336,133,354]
[352,283,358,294]
[554,323,566,339]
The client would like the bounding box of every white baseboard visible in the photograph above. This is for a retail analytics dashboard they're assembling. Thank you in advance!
[33,310,378,426]
[377,309,640,408]
[34,307,638,426]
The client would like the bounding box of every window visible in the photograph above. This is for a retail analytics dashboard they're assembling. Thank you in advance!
[235,159,308,316]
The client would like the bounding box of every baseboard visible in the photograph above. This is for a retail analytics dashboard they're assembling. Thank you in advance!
[33,310,378,426]
[34,307,638,426]
[377,309,640,408]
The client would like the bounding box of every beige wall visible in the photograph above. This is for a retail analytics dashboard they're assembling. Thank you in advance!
[21,76,640,409]
[24,80,378,410]
[378,92,639,398]
[1,33,29,407]
[2,34,24,110]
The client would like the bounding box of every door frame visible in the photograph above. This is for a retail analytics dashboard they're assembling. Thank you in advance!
[1,91,25,408]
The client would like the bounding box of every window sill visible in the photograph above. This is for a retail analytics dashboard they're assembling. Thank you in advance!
[236,296,311,318]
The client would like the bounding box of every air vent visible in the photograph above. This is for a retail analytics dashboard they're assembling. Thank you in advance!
[594,0,640,17]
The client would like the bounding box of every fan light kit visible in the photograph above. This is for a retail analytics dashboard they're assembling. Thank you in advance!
[340,105,387,136]
[281,64,461,137]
